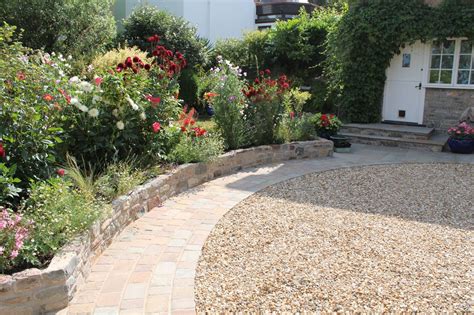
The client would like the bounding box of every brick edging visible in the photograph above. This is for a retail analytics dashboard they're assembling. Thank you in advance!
[0,139,333,314]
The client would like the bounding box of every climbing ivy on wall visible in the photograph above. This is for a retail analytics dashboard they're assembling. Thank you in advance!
[326,0,474,123]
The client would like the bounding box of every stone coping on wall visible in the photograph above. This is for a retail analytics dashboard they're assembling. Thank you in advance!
[0,139,333,314]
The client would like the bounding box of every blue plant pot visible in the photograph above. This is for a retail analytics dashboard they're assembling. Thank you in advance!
[205,105,215,117]
[447,137,474,154]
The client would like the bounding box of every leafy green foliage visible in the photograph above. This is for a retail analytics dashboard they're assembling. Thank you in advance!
[205,59,250,150]
[0,164,22,206]
[121,5,210,68]
[20,178,102,268]
[94,162,146,202]
[277,113,317,143]
[0,0,116,59]
[326,0,474,123]
[0,24,67,194]
[169,133,224,164]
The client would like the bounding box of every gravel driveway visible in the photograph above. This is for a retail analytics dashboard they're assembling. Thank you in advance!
[195,163,473,313]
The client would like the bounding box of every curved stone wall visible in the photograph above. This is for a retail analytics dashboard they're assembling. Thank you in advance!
[0,139,333,314]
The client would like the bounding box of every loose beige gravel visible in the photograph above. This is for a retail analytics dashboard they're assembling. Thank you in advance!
[195,163,474,313]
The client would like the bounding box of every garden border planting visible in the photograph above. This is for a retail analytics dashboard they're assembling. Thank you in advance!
[0,139,332,314]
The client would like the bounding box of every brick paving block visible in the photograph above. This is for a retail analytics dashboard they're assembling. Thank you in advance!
[96,292,122,307]
[145,295,170,312]
[123,283,147,300]
[120,298,144,310]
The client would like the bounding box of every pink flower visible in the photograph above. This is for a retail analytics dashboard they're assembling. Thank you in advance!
[94,77,103,86]
[10,250,18,259]
[0,142,6,158]
[57,169,65,177]
[152,122,161,133]
[0,246,4,255]
[290,112,295,120]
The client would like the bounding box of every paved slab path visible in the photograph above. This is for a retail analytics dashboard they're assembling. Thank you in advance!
[62,144,473,315]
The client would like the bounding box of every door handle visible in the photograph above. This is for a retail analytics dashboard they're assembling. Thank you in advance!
[415,83,422,90]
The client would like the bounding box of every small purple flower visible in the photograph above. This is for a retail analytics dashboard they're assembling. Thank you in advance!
[228,95,236,102]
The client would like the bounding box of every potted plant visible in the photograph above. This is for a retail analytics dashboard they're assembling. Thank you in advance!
[312,113,342,140]
[330,135,352,153]
[447,122,474,154]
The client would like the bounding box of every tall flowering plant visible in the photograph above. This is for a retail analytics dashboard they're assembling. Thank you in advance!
[204,57,249,150]
[168,107,224,163]
[242,70,291,145]
[0,208,32,273]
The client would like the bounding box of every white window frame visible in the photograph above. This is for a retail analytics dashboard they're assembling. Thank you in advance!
[424,38,474,90]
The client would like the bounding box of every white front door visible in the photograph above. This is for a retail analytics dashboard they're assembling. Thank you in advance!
[382,41,426,124]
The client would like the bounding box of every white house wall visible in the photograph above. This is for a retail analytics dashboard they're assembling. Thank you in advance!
[123,0,256,43]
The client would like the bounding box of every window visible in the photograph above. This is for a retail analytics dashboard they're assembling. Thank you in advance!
[457,40,473,85]
[428,39,474,87]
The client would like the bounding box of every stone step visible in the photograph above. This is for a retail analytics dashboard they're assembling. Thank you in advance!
[340,123,435,140]
[339,132,448,152]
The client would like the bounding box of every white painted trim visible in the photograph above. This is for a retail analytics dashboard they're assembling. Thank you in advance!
[424,84,474,90]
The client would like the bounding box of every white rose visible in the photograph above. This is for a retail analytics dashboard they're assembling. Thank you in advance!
[70,97,80,105]
[92,95,102,104]
[69,76,80,84]
[112,109,119,117]
[88,108,99,118]
[126,95,139,111]
[140,112,147,120]
[116,121,125,130]
[78,81,93,93]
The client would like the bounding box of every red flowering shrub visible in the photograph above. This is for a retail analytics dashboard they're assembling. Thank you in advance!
[312,113,342,138]
[242,70,292,145]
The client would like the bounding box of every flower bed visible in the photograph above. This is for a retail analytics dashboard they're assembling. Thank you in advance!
[0,139,332,314]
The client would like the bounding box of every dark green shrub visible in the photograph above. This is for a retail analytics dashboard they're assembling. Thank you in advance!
[178,68,199,107]
[0,0,116,59]
[121,6,210,69]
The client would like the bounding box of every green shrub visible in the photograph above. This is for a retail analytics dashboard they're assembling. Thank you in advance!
[0,24,68,198]
[20,178,102,268]
[206,58,249,150]
[178,68,199,107]
[94,162,146,202]
[121,5,210,68]
[0,0,116,59]
[169,133,224,164]
[213,30,270,78]
[277,113,317,143]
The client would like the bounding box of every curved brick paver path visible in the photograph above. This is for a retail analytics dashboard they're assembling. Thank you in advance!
[61,144,473,315]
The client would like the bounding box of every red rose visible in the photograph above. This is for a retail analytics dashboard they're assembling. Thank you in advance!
[57,169,65,177]
[290,112,295,120]
[265,69,271,75]
[152,122,161,133]
[144,64,151,71]
[145,95,161,105]
[133,56,141,63]
[116,63,124,72]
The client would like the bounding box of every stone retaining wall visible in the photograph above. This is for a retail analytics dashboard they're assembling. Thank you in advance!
[0,139,333,314]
